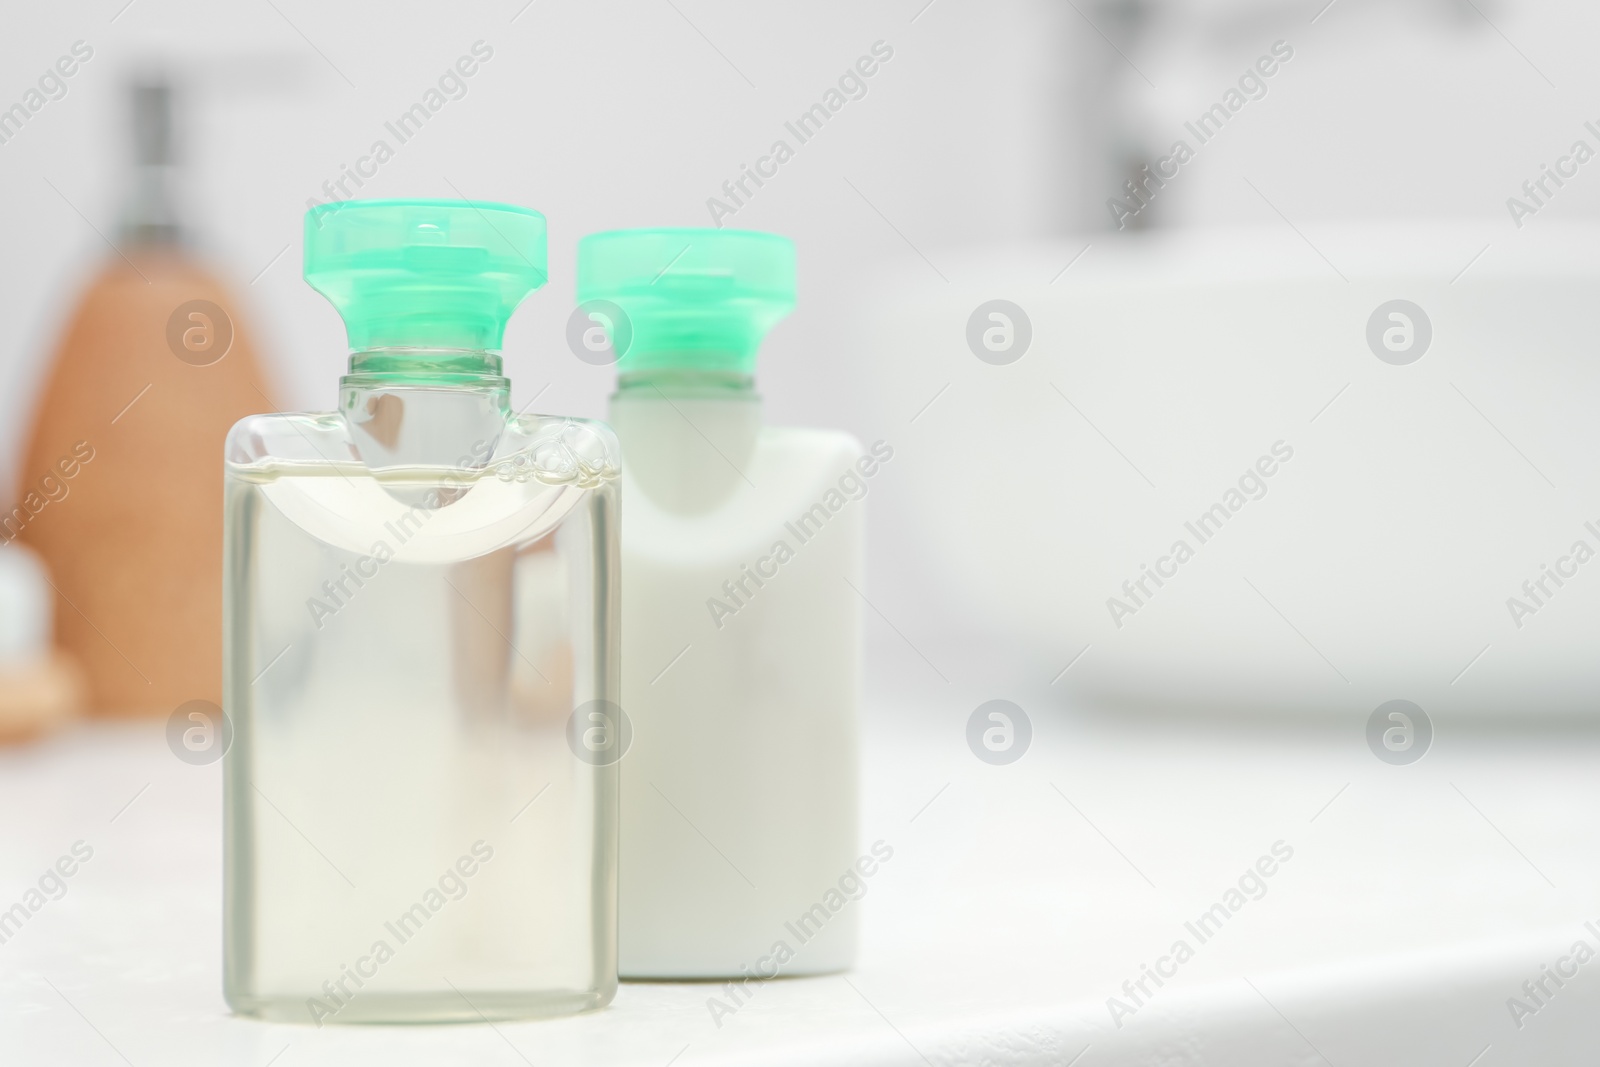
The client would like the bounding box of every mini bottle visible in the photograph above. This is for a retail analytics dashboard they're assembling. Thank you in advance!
[579,228,867,977]
[224,200,621,1022]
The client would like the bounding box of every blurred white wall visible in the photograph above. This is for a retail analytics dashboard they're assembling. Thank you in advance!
[0,0,1595,687]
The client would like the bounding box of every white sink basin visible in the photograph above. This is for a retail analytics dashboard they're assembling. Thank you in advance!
[864,222,1600,718]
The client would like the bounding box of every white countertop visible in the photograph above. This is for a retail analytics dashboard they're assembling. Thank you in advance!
[3,690,1596,1066]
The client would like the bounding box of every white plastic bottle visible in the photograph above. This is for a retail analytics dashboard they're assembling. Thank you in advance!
[578,229,871,977]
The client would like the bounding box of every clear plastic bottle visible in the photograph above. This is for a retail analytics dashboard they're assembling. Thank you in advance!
[223,200,620,1023]
[579,229,864,978]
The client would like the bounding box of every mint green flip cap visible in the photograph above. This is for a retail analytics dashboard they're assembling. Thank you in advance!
[304,198,547,351]
[576,228,794,374]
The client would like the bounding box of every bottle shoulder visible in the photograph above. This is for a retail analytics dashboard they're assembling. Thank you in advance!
[226,409,621,488]
[751,428,892,503]
[759,425,864,466]
[225,410,343,466]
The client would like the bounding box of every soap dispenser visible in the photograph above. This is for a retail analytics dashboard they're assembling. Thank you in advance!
[18,75,273,714]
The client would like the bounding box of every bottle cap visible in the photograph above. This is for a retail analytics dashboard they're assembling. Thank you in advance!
[576,228,794,375]
[304,198,547,351]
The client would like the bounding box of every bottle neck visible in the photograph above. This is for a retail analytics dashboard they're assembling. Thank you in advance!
[615,365,754,398]
[344,347,508,389]
[609,364,761,513]
[340,347,511,476]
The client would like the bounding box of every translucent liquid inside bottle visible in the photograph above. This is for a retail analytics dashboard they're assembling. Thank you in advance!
[223,441,619,1023]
